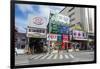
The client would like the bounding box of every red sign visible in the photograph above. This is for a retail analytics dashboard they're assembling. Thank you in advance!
[62,34,69,42]
[47,34,57,41]
[33,17,44,25]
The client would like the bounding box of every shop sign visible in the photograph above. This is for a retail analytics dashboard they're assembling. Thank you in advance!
[73,30,87,40]
[62,34,69,42]
[28,15,48,29]
[47,34,57,41]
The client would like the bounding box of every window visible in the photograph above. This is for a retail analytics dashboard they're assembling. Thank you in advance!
[68,7,75,12]
[29,29,31,32]
[70,18,75,22]
[69,12,75,18]
[21,45,25,49]
[83,33,85,36]
[32,29,35,32]
[22,39,25,41]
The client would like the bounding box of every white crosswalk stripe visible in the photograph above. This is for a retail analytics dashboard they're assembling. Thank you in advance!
[69,54,74,58]
[40,54,49,59]
[53,54,58,59]
[34,54,43,59]
[31,55,38,59]
[65,54,69,59]
[47,54,54,59]
[59,54,63,59]
[31,54,75,60]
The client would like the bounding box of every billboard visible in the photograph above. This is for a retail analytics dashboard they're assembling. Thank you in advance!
[28,15,48,29]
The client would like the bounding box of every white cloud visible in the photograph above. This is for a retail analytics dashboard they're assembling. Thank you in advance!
[15,17,27,33]
[50,6,65,14]
[39,5,50,17]
[16,4,33,14]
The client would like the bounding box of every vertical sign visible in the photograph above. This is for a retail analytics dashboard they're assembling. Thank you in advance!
[62,34,69,42]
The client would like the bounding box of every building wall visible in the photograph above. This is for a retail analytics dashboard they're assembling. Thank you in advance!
[60,7,94,33]
[16,33,26,49]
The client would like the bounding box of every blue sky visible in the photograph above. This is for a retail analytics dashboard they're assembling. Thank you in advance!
[15,4,65,33]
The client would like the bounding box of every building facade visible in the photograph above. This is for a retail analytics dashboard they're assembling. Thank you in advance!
[60,7,95,50]
[15,33,27,49]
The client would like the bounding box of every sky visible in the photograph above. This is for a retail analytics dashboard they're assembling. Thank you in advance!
[15,4,65,33]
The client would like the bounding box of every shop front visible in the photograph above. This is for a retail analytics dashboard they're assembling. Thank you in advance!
[47,34,58,51]
[27,27,47,54]
[72,30,88,50]
[27,15,48,54]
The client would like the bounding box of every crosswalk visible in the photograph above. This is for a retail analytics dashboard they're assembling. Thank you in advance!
[30,53,75,60]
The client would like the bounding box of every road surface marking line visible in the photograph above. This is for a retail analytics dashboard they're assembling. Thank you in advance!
[53,54,58,59]
[59,54,63,59]
[34,54,43,59]
[65,54,69,59]
[47,54,54,59]
[69,54,74,58]
[40,54,49,59]
[31,55,38,59]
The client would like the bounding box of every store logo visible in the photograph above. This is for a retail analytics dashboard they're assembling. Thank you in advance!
[33,17,45,25]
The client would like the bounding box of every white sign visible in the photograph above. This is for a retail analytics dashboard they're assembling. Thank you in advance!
[28,15,48,29]
[27,27,46,38]
[27,32,46,38]
[51,14,70,24]
[73,30,87,40]
[47,34,57,41]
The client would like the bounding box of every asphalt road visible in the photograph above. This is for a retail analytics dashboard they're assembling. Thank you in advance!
[15,51,94,66]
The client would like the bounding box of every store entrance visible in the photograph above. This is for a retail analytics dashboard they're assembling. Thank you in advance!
[29,38,46,54]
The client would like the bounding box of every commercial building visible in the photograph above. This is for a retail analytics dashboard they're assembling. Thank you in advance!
[26,15,48,54]
[47,13,71,52]
[60,7,95,50]
[15,33,26,49]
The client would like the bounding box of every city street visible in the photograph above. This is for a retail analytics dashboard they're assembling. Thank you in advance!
[15,50,94,66]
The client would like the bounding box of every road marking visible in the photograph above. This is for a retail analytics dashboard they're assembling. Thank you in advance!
[31,55,38,59]
[40,54,49,59]
[47,54,54,59]
[65,54,69,59]
[53,54,58,59]
[69,54,74,58]
[59,54,63,59]
[34,54,43,59]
